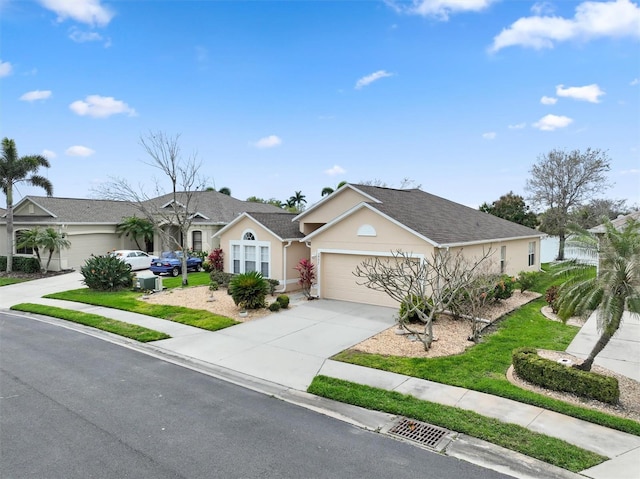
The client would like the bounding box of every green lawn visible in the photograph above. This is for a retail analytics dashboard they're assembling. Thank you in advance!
[0,277,28,286]
[45,288,238,331]
[158,272,212,289]
[328,263,640,436]
[308,376,606,473]
[11,303,170,342]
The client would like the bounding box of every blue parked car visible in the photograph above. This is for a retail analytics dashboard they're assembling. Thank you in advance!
[150,251,203,277]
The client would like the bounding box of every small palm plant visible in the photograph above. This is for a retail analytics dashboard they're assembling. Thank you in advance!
[556,218,640,371]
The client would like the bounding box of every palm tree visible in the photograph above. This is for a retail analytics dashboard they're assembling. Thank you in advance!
[1,138,53,272]
[15,227,43,268]
[116,216,155,252]
[321,181,347,197]
[288,191,307,212]
[556,218,640,371]
[38,227,71,273]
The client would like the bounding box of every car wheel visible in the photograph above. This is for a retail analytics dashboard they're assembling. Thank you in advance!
[153,272,160,276]
[195,263,203,272]
[171,267,180,277]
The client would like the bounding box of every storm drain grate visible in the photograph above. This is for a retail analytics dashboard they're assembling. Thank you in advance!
[387,418,451,450]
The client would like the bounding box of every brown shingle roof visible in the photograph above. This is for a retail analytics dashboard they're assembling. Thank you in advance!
[351,184,542,245]
[246,212,304,240]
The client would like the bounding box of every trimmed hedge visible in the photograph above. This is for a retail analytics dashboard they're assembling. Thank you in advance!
[0,256,41,273]
[512,348,619,405]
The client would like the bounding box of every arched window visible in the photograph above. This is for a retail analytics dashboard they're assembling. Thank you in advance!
[230,230,269,276]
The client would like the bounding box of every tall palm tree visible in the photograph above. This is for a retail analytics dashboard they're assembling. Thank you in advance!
[38,227,71,273]
[556,218,640,371]
[288,191,307,212]
[1,138,53,272]
[116,216,155,252]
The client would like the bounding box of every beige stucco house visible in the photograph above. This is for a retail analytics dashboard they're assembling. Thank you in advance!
[216,184,545,307]
[0,191,283,271]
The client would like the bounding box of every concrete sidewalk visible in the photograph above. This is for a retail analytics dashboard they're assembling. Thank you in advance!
[2,272,639,479]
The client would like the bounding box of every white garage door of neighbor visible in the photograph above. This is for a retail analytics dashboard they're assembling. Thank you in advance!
[321,253,398,308]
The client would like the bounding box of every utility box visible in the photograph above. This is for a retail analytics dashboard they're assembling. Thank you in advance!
[155,276,163,291]
[136,273,157,291]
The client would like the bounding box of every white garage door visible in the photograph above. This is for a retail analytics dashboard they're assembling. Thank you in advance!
[320,253,399,308]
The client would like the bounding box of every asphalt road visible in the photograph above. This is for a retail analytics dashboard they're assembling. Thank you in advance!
[0,312,511,479]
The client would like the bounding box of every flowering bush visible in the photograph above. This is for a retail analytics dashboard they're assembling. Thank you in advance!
[206,248,224,272]
[81,255,133,291]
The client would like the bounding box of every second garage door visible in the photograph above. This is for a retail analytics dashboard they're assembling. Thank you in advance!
[320,253,399,308]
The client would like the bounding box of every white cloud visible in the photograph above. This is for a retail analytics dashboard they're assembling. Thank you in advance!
[630,78,639,86]
[0,59,12,77]
[69,28,104,43]
[531,2,556,16]
[254,135,282,149]
[69,95,136,118]
[490,0,640,52]
[482,132,497,140]
[620,168,639,174]
[540,95,557,105]
[324,165,346,176]
[508,122,526,129]
[65,145,95,156]
[42,149,57,158]
[388,0,496,20]
[533,114,573,131]
[20,90,52,102]
[355,70,394,89]
[39,0,114,26]
[556,83,605,103]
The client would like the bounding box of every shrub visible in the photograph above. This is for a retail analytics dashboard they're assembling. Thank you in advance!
[12,256,41,273]
[207,248,224,272]
[276,294,290,309]
[81,255,134,291]
[492,275,516,301]
[545,285,559,313]
[399,294,432,324]
[512,348,619,405]
[266,278,280,295]
[228,271,269,309]
[210,270,234,288]
[209,280,219,291]
[268,301,282,312]
[295,258,316,298]
[517,271,540,293]
[188,249,207,262]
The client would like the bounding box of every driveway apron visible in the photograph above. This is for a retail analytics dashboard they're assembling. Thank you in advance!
[153,300,397,390]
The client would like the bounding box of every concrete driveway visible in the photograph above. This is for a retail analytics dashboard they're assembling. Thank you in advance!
[153,300,397,390]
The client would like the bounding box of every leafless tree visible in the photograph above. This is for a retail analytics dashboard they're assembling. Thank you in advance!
[447,261,501,343]
[93,131,206,286]
[353,249,494,350]
[525,148,611,260]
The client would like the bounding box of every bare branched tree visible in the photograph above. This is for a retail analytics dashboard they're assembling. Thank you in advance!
[353,249,494,350]
[93,131,206,286]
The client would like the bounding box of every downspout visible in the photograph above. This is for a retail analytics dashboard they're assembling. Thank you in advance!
[274,241,292,294]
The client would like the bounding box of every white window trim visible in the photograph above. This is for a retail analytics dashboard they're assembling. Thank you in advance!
[229,229,271,276]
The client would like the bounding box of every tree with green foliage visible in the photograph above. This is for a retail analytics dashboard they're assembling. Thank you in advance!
[556,218,640,371]
[0,137,53,273]
[480,191,538,228]
[16,226,71,272]
[287,190,307,212]
[525,148,611,260]
[116,216,155,252]
[321,181,348,197]
[570,198,630,230]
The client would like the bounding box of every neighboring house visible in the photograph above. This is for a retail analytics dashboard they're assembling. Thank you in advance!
[0,191,283,271]
[217,184,545,307]
[589,211,640,272]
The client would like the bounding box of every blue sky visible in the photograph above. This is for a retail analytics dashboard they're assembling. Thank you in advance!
[1,0,639,211]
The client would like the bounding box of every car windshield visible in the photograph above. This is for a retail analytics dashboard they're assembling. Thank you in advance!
[161,251,180,259]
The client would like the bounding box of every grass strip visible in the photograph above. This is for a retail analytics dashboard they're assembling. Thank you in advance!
[11,303,170,342]
[45,288,238,332]
[0,278,28,286]
[308,375,606,473]
[333,298,640,436]
[158,272,212,289]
